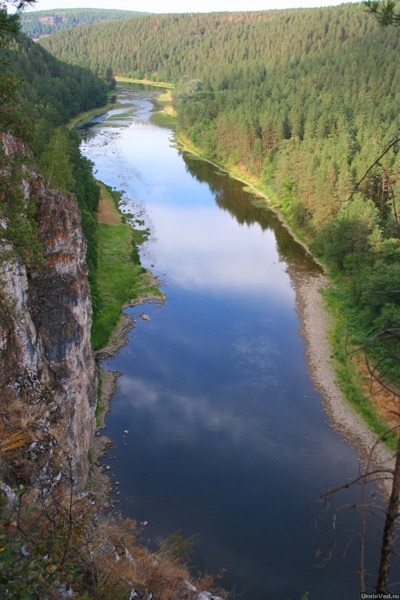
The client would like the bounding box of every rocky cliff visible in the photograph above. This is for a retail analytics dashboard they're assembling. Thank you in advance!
[0,132,97,486]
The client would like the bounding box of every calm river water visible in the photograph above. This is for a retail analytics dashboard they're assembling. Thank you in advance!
[81,85,383,599]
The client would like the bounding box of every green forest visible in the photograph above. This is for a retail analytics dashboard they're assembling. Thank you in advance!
[21,8,148,39]
[0,1,400,597]
[40,4,400,385]
[0,9,114,331]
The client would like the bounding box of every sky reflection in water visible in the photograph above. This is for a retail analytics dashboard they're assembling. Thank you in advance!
[81,88,383,599]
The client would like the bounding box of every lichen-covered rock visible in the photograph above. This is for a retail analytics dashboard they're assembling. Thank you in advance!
[0,133,97,485]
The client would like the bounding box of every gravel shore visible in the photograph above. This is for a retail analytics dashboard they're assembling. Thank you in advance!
[293,270,394,496]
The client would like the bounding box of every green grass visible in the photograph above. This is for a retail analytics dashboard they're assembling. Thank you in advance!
[176,132,399,447]
[150,111,176,128]
[67,102,115,129]
[91,182,164,351]
[90,181,164,351]
[91,221,146,350]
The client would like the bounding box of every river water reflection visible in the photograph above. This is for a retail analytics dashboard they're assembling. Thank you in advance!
[81,85,382,599]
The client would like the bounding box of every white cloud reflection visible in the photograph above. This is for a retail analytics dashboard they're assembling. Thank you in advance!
[146,202,295,305]
[118,375,249,444]
[82,97,297,308]
[116,373,357,478]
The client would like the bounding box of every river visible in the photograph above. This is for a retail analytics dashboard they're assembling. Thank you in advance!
[80,84,383,599]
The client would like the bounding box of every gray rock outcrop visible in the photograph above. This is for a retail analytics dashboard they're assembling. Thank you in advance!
[0,132,97,485]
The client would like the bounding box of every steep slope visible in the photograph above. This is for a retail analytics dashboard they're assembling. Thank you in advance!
[0,27,109,486]
[0,133,97,485]
[39,4,400,346]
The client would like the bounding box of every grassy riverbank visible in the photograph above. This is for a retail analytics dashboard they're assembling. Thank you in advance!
[91,182,163,350]
[67,90,165,352]
[67,101,115,129]
[115,76,174,89]
[174,132,399,451]
[115,76,176,127]
[323,285,399,450]
[79,80,397,446]
[151,89,176,128]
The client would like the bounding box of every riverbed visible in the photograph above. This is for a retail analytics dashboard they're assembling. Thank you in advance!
[80,84,386,599]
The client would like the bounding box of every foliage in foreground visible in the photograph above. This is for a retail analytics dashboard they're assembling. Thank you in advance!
[0,470,225,599]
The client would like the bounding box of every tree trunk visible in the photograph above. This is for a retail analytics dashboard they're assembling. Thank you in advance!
[376,437,400,593]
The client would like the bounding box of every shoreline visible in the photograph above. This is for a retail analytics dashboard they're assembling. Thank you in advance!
[91,291,164,497]
[175,133,326,273]
[92,85,395,498]
[293,270,394,496]
[175,130,395,495]
[95,277,165,430]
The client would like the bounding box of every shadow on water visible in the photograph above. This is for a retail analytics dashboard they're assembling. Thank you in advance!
[182,152,321,273]
[81,85,389,600]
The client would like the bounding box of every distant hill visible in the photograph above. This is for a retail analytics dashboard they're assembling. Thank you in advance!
[40,5,400,343]
[21,8,148,39]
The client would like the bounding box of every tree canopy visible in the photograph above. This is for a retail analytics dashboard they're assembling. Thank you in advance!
[364,0,400,26]
[20,8,148,39]
[39,2,400,357]
[1,4,109,317]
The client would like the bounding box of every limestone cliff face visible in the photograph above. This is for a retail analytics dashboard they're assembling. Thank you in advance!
[0,133,97,485]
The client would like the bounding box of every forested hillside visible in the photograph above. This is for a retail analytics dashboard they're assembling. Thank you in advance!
[1,26,112,323]
[21,8,148,39]
[40,4,400,358]
[1,11,216,597]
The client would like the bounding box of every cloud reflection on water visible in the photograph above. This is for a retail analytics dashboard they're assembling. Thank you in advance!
[116,370,358,485]
[84,89,374,599]
[145,202,296,305]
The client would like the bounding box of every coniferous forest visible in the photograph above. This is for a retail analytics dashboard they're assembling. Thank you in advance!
[40,4,400,370]
[1,8,209,597]
[21,8,148,39]
[1,9,112,339]
[1,2,400,597]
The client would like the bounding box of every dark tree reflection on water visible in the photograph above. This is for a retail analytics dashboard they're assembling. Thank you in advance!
[81,86,384,599]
